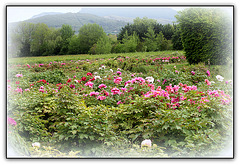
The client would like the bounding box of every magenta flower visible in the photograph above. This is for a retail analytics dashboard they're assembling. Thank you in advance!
[121,88,127,92]
[114,77,122,84]
[206,70,210,77]
[61,63,66,65]
[117,101,123,105]
[84,82,94,88]
[8,117,17,126]
[27,64,30,68]
[98,84,107,89]
[97,95,106,100]
[69,84,75,89]
[111,87,120,95]
[39,64,44,67]
[116,71,122,76]
[89,91,99,96]
[191,71,195,75]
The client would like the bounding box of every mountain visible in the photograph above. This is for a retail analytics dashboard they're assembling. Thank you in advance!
[30,12,63,19]
[79,7,177,21]
[23,12,128,34]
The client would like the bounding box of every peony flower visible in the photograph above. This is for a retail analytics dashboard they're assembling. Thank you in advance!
[141,139,152,148]
[8,117,17,126]
[191,71,195,75]
[116,71,122,76]
[89,91,99,96]
[98,84,107,89]
[32,142,40,148]
[111,87,120,95]
[16,74,23,77]
[87,72,92,76]
[67,78,71,83]
[117,101,122,105]
[94,76,101,80]
[81,77,87,81]
[216,75,224,82]
[206,70,210,77]
[84,82,94,88]
[114,77,122,84]
[145,77,154,83]
[205,79,211,86]
[97,95,106,100]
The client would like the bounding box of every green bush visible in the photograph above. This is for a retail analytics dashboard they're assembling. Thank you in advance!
[176,8,232,65]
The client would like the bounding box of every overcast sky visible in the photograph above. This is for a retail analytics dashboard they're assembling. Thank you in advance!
[7,6,233,23]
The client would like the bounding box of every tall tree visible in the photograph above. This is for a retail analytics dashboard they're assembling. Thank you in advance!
[176,8,232,65]
[78,23,105,54]
[31,23,49,56]
[143,26,158,52]
[10,22,35,57]
[59,24,75,54]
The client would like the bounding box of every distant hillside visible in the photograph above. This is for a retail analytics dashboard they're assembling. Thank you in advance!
[79,7,177,21]
[23,12,128,34]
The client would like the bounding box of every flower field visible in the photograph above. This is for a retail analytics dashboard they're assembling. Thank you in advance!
[7,51,233,158]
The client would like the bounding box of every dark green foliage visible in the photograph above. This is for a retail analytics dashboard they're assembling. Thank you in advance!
[78,23,106,54]
[172,24,183,50]
[175,8,232,65]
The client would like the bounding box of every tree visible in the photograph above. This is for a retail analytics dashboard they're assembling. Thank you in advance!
[172,24,183,50]
[68,35,80,54]
[44,28,62,55]
[31,23,49,56]
[143,26,158,52]
[95,35,112,54]
[59,24,75,54]
[155,31,169,51]
[78,23,105,54]
[122,31,139,53]
[176,8,232,65]
[10,22,35,57]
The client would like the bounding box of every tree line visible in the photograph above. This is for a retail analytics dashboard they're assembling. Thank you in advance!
[8,17,182,57]
[9,8,232,65]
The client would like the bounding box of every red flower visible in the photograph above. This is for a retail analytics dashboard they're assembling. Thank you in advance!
[87,72,92,76]
[89,77,95,81]
[81,77,87,81]
[67,78,71,83]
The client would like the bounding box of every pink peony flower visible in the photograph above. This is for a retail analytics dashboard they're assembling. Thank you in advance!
[205,79,211,86]
[191,71,195,75]
[114,77,122,84]
[98,84,107,89]
[89,91,99,96]
[84,82,94,88]
[8,117,17,126]
[206,70,210,77]
[111,87,120,95]
[16,74,23,77]
[116,71,122,76]
[97,95,106,100]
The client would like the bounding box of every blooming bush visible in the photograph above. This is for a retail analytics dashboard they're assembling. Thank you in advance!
[7,53,233,157]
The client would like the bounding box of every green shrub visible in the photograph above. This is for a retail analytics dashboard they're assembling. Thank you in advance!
[176,8,232,65]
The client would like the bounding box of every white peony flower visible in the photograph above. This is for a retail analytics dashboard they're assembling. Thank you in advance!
[216,75,224,82]
[145,77,154,83]
[141,139,152,148]
[110,69,113,72]
[95,76,101,79]
[32,142,40,148]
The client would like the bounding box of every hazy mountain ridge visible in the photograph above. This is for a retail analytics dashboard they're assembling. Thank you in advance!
[10,7,177,34]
